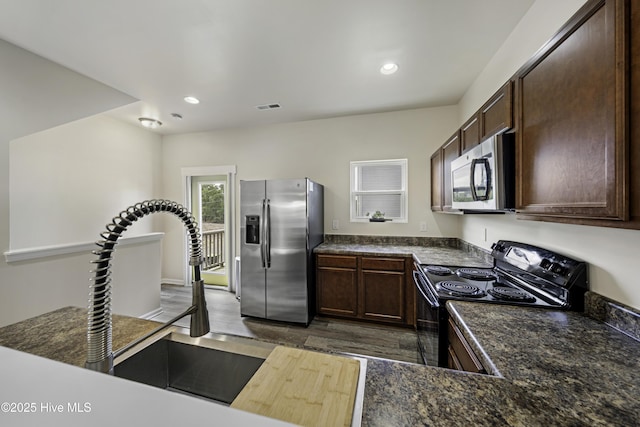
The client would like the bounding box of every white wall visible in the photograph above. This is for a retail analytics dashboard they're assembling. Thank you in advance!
[1,114,164,327]
[0,39,164,326]
[1,239,162,327]
[1,114,164,326]
[0,116,162,326]
[456,0,640,310]
[160,106,461,282]
[0,39,136,144]
[10,114,162,248]
[458,0,589,121]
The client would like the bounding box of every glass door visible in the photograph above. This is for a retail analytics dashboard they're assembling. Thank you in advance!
[191,175,229,288]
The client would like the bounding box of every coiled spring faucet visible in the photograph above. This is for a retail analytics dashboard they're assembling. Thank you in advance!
[85,200,210,374]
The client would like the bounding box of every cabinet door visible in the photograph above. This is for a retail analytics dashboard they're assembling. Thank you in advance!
[360,258,406,324]
[442,131,461,211]
[430,149,443,212]
[447,319,485,374]
[630,0,640,226]
[317,267,358,317]
[316,255,358,318]
[460,114,480,153]
[431,131,461,213]
[480,81,513,139]
[516,0,628,222]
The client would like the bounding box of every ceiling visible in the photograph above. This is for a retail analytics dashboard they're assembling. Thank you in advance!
[0,0,535,135]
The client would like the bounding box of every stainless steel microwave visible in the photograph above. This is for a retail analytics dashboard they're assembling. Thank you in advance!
[451,133,515,211]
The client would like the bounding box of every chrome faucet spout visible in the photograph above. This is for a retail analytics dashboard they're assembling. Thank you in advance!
[85,200,210,374]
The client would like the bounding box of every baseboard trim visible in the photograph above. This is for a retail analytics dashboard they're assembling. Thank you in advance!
[162,278,185,286]
[139,307,163,320]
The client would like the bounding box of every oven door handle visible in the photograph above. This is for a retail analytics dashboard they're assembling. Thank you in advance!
[413,271,440,308]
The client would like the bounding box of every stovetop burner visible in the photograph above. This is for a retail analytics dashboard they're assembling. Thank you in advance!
[437,281,486,298]
[424,265,454,275]
[456,267,497,280]
[419,240,588,309]
[487,286,536,302]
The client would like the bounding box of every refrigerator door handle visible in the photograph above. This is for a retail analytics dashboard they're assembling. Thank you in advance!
[266,199,272,268]
[260,199,266,268]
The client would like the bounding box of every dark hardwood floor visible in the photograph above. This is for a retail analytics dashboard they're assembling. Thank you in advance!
[154,284,420,364]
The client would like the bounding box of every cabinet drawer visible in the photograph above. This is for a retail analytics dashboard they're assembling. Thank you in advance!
[361,257,405,272]
[448,318,485,374]
[317,254,357,269]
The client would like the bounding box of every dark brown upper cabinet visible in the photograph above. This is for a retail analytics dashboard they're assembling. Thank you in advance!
[431,131,461,213]
[515,0,629,223]
[430,149,443,212]
[441,131,461,211]
[459,81,513,155]
[480,81,513,140]
[460,114,480,153]
[629,0,640,226]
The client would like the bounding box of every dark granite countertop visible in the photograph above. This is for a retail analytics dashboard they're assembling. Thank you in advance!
[362,294,640,426]
[0,307,161,367]
[2,294,638,426]
[447,300,640,426]
[315,240,492,267]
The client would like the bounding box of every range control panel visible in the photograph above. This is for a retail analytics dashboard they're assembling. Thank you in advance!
[491,240,587,288]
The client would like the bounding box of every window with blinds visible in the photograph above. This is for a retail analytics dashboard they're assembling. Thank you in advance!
[350,159,408,222]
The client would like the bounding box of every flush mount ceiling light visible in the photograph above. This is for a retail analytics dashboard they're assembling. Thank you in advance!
[380,63,399,75]
[138,117,162,129]
[184,96,200,104]
[255,103,281,110]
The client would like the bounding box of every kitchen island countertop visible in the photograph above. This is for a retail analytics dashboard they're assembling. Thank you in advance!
[363,296,640,426]
[1,295,639,426]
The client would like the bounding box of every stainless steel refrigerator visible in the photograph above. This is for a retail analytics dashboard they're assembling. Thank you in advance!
[240,178,324,325]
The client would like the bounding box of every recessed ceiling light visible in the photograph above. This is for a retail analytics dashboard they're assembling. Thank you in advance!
[184,96,200,104]
[380,63,399,75]
[138,117,162,128]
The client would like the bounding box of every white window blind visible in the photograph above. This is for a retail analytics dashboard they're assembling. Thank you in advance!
[350,159,408,222]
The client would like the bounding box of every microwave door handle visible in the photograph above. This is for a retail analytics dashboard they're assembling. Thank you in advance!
[470,158,491,201]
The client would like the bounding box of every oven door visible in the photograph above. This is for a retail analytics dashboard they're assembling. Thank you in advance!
[413,270,442,367]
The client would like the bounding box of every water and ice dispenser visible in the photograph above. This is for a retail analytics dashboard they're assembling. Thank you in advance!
[245,215,260,244]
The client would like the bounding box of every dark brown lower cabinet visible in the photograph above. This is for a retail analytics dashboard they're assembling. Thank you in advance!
[447,318,486,374]
[316,255,358,318]
[360,257,406,323]
[316,254,414,327]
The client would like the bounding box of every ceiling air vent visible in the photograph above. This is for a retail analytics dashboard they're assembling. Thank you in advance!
[256,103,281,110]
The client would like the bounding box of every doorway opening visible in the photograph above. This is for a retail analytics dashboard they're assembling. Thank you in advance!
[192,177,228,287]
[182,165,236,292]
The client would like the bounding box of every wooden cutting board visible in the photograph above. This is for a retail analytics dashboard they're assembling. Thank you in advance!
[231,346,360,427]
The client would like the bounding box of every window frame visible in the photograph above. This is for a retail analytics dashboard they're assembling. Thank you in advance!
[349,158,408,223]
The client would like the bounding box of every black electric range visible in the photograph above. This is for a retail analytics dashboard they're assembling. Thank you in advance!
[413,240,588,367]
